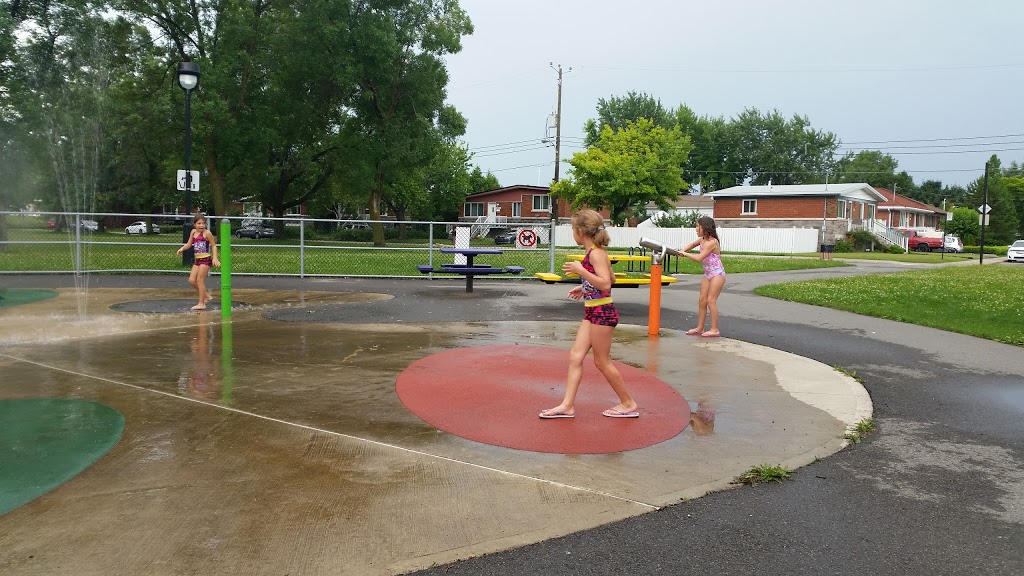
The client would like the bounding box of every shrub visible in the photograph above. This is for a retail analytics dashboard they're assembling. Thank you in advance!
[963,245,1008,256]
[652,211,700,228]
[845,229,880,251]
[834,239,853,253]
[886,244,906,254]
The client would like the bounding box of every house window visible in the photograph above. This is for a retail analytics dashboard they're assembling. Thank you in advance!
[867,205,875,221]
[837,200,847,219]
[464,202,484,217]
[741,199,757,215]
[512,202,521,217]
[532,195,551,212]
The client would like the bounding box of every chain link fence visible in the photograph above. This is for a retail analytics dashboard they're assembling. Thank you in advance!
[0,212,560,279]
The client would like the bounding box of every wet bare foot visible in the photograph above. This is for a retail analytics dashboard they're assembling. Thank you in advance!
[190,304,207,311]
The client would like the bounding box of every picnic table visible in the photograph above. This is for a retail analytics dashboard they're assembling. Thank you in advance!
[534,253,677,287]
[417,248,524,293]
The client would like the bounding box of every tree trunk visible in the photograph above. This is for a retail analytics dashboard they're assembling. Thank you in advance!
[205,134,225,216]
[371,171,385,246]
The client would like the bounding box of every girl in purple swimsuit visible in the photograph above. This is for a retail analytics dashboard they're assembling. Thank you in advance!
[679,216,726,338]
[540,209,639,420]
[176,214,220,311]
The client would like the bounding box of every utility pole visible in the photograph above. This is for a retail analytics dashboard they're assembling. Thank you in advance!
[980,161,989,265]
[550,63,567,222]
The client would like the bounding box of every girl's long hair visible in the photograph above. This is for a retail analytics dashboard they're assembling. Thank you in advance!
[697,216,720,243]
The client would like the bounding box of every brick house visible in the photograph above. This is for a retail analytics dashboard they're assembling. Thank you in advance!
[873,188,947,230]
[705,183,888,244]
[460,185,582,223]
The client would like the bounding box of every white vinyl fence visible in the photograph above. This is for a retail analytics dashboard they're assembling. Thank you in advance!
[554,225,819,254]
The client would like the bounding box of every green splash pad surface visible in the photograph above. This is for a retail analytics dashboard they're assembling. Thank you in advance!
[0,289,58,308]
[0,399,125,515]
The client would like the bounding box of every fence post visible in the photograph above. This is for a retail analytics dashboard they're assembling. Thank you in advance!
[299,218,305,278]
[220,218,232,318]
[549,219,556,273]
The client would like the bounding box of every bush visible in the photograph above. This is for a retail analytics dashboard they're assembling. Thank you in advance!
[652,211,700,228]
[845,229,880,251]
[886,244,906,254]
[834,240,853,253]
[963,245,1008,256]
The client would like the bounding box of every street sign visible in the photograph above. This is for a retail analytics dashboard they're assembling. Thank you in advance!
[978,204,991,214]
[176,170,200,191]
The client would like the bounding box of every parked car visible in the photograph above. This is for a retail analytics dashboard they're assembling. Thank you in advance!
[493,229,518,245]
[125,221,160,235]
[1008,240,1024,263]
[943,235,962,253]
[236,222,275,239]
[78,219,99,232]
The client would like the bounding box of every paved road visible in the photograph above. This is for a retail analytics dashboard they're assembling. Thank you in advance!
[409,257,1024,576]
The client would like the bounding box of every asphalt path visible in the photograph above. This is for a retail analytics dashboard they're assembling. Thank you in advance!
[409,257,1024,576]
[4,257,1022,576]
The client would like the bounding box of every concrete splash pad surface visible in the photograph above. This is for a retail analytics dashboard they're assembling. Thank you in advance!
[0,286,870,575]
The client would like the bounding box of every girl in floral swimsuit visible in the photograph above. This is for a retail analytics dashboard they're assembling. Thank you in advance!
[176,214,220,311]
[539,209,639,420]
[679,216,726,337]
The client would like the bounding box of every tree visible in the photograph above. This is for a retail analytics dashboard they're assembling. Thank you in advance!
[727,108,839,185]
[550,118,692,225]
[834,150,916,195]
[945,207,979,244]
[967,156,1018,244]
[467,166,500,194]
[1003,176,1024,239]
[583,91,670,147]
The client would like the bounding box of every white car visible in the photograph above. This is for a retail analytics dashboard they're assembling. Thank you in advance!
[943,235,963,253]
[125,221,160,234]
[1008,240,1024,263]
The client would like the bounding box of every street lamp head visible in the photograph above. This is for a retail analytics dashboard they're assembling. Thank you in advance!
[177,61,201,92]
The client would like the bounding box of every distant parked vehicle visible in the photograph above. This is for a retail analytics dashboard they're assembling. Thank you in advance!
[943,235,962,253]
[493,229,517,245]
[898,229,944,252]
[125,221,160,235]
[78,220,99,232]
[1008,240,1024,263]
[236,222,275,239]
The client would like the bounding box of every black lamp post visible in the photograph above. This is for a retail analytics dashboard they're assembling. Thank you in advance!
[177,61,200,266]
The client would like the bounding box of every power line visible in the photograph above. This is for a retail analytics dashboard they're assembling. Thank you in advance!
[843,133,1024,144]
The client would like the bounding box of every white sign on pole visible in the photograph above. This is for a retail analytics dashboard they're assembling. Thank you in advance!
[176,170,200,191]
[979,214,989,226]
[978,204,991,214]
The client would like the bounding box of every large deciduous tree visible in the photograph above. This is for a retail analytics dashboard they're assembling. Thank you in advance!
[551,118,692,225]
[834,150,916,196]
[728,108,838,185]
[342,0,472,245]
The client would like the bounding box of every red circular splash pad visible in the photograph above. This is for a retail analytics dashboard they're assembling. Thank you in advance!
[396,344,689,454]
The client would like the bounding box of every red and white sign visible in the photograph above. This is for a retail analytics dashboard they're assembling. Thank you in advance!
[517,229,538,248]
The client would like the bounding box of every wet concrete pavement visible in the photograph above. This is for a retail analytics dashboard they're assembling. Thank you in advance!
[1,258,1020,575]
[0,273,868,575]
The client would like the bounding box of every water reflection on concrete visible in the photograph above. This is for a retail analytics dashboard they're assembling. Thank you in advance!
[0,285,870,576]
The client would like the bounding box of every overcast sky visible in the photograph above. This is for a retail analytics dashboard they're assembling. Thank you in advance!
[443,0,1024,190]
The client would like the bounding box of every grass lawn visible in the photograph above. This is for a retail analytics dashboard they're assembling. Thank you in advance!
[0,230,851,276]
[754,265,1024,347]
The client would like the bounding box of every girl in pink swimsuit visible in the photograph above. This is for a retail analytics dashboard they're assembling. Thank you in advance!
[176,214,221,311]
[539,209,639,420]
[678,216,726,337]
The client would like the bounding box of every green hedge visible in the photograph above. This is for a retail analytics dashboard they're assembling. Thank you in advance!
[963,245,1008,256]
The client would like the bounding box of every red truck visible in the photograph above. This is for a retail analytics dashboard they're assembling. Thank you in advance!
[899,229,945,252]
